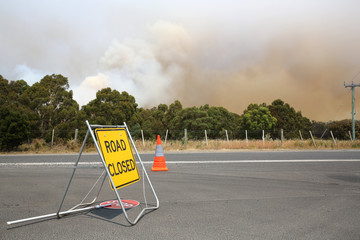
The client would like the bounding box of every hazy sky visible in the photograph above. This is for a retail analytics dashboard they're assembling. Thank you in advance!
[1,0,360,121]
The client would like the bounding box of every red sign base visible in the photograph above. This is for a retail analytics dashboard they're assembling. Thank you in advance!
[100,200,140,209]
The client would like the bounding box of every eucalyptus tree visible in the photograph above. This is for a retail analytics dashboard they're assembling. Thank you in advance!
[268,99,311,139]
[240,103,277,139]
[0,75,31,150]
[22,74,79,141]
[81,88,138,126]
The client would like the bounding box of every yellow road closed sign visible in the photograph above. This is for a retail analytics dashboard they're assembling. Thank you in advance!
[95,128,140,189]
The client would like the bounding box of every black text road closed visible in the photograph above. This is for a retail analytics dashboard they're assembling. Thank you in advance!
[95,128,140,189]
[108,159,136,176]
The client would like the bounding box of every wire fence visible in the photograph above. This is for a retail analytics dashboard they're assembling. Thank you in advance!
[28,128,359,147]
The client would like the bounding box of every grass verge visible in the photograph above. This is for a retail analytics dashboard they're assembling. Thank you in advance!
[3,138,360,154]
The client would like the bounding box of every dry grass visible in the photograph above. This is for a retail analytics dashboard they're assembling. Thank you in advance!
[157,139,360,152]
[6,138,359,154]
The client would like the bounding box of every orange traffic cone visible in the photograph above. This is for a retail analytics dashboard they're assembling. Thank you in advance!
[152,135,168,171]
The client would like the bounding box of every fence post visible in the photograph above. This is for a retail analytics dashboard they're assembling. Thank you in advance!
[320,129,327,139]
[165,129,168,145]
[349,131,353,141]
[74,129,78,142]
[309,130,316,146]
[262,130,265,146]
[281,129,284,146]
[51,129,55,149]
[205,130,208,146]
[141,130,145,148]
[184,129,187,147]
[299,130,303,141]
[330,130,336,145]
[225,130,229,143]
[245,130,248,146]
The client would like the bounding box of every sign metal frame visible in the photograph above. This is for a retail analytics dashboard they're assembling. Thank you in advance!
[61,120,159,225]
[7,120,159,226]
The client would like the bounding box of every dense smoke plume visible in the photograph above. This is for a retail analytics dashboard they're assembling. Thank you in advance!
[76,21,191,106]
[76,21,359,121]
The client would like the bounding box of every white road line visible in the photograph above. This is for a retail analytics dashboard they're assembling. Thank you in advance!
[163,159,360,164]
[0,159,360,167]
[0,162,102,167]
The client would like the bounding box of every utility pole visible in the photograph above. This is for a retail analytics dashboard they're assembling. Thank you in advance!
[344,81,360,140]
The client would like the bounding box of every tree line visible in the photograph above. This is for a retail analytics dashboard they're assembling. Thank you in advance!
[0,74,358,151]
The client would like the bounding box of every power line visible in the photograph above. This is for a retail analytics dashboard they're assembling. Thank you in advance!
[351,71,360,82]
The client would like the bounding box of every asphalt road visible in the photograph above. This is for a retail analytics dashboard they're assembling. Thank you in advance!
[1,150,360,163]
[1,150,360,240]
